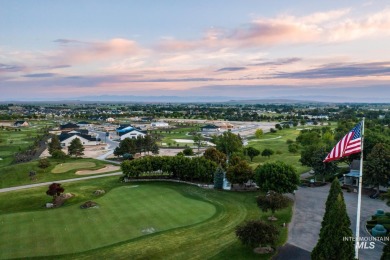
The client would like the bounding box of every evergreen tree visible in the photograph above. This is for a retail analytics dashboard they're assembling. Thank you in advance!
[68,138,84,157]
[312,192,354,260]
[48,135,62,155]
[214,166,224,189]
[381,238,390,260]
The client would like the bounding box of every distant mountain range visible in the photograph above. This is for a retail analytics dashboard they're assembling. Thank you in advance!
[2,95,389,104]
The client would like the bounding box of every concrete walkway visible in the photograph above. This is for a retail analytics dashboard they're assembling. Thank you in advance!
[277,184,388,260]
[0,172,122,193]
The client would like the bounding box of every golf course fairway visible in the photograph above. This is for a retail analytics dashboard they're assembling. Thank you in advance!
[0,184,216,259]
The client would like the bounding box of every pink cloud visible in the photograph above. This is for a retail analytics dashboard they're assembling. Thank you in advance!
[54,38,145,64]
[156,8,390,52]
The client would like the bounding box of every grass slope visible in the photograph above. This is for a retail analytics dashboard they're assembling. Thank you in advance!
[52,162,97,173]
[0,178,292,259]
[0,158,114,189]
[0,184,216,259]
[247,128,311,174]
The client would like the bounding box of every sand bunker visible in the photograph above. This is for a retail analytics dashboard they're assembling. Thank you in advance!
[75,165,120,175]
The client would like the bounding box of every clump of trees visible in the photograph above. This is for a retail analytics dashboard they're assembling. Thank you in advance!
[182,147,194,156]
[255,161,299,194]
[114,135,159,157]
[121,155,217,183]
[226,159,254,186]
[212,131,243,158]
[364,143,390,197]
[203,147,227,169]
[48,135,68,159]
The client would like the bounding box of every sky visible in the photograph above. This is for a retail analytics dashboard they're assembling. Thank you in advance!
[1,0,390,102]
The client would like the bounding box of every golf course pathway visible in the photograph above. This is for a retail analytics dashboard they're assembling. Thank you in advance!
[0,171,122,193]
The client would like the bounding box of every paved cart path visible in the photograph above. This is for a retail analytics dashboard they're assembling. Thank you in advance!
[0,172,122,193]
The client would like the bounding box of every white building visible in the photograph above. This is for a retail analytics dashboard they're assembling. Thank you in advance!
[151,121,169,128]
[120,129,147,140]
[106,117,115,123]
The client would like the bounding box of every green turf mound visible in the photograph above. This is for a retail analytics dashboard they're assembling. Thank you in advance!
[51,162,96,173]
[0,185,216,259]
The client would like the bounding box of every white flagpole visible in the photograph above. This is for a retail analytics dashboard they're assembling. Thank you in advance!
[355,117,365,259]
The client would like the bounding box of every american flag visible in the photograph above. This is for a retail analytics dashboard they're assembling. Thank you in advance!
[323,121,362,162]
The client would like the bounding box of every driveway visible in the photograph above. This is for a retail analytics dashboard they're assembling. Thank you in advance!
[283,184,388,260]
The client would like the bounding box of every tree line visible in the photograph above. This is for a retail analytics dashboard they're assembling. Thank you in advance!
[114,135,159,157]
[121,155,217,183]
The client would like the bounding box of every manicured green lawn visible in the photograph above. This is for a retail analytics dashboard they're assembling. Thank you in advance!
[0,179,292,259]
[52,162,97,173]
[0,183,216,259]
[0,120,54,168]
[0,158,116,189]
[247,128,311,174]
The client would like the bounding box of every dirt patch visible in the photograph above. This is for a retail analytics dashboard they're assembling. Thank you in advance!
[40,144,109,159]
[75,164,120,175]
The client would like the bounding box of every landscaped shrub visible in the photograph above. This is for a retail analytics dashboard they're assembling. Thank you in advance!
[51,150,67,159]
[38,158,50,169]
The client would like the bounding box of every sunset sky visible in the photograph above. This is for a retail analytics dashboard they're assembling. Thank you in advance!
[1,0,390,102]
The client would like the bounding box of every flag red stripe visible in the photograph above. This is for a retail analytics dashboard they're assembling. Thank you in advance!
[323,130,361,162]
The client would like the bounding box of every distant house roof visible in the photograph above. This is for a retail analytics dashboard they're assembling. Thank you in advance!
[60,123,79,130]
[14,120,27,125]
[201,124,219,129]
[116,124,132,131]
[118,128,147,136]
[59,132,98,142]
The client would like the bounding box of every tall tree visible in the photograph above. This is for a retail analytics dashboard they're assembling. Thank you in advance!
[48,135,62,155]
[193,133,204,154]
[364,143,390,196]
[213,166,224,189]
[67,138,84,157]
[213,131,243,159]
[255,161,299,194]
[311,194,355,260]
[245,147,260,162]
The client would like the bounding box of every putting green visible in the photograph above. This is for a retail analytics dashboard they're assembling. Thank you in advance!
[52,162,96,173]
[0,185,216,259]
